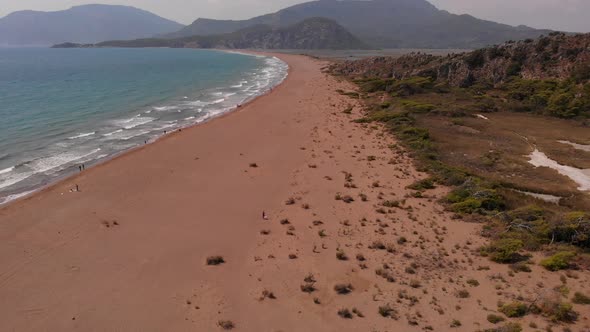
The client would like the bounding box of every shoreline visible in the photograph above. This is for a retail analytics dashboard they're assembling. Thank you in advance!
[0,50,289,207]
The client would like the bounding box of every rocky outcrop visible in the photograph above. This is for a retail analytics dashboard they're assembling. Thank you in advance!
[331,33,590,86]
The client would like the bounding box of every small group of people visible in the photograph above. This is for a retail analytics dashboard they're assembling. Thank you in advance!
[78,164,86,172]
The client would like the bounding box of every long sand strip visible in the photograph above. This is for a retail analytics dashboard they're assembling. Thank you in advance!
[1,53,589,332]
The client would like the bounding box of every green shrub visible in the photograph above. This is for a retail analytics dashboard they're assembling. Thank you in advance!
[486,314,505,324]
[506,62,522,77]
[408,178,436,191]
[499,302,527,317]
[549,302,578,322]
[451,197,482,213]
[485,239,524,263]
[391,77,435,96]
[572,292,590,305]
[465,49,486,69]
[540,251,576,271]
[553,212,590,247]
[401,100,436,113]
[484,323,522,332]
[360,78,396,93]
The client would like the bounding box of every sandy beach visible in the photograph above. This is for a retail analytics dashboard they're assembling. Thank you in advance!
[1,53,589,332]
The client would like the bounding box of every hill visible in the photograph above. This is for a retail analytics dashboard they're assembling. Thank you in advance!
[60,18,369,50]
[0,4,184,46]
[330,32,590,291]
[163,0,551,49]
[331,32,590,89]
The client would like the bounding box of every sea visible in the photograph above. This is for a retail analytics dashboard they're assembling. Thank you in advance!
[0,47,288,204]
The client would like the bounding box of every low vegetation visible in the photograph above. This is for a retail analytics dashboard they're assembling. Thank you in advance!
[206,256,225,266]
[540,251,576,271]
[332,34,590,271]
[498,302,528,318]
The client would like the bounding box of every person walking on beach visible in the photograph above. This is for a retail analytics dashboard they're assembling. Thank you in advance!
[75,184,79,192]
[262,211,269,220]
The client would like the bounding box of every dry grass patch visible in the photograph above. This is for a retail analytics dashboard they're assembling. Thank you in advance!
[206,256,225,266]
[378,304,398,319]
[337,308,353,319]
[336,250,349,261]
[334,283,354,294]
[217,320,235,330]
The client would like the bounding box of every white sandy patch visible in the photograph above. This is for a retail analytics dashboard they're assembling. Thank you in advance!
[475,114,489,120]
[528,149,590,191]
[558,140,590,152]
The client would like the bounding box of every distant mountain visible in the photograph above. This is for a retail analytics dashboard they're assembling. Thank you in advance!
[164,0,552,49]
[57,17,369,50]
[0,4,184,46]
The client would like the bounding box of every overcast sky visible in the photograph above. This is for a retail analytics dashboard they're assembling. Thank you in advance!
[1,0,588,32]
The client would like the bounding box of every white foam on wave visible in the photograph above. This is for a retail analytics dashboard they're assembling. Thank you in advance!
[0,189,37,205]
[186,98,225,107]
[113,117,155,130]
[0,166,14,175]
[119,130,152,141]
[103,129,123,137]
[154,106,178,112]
[68,132,96,140]
[0,171,33,190]
[26,148,101,174]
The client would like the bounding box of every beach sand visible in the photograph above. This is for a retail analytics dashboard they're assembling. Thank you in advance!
[1,53,589,331]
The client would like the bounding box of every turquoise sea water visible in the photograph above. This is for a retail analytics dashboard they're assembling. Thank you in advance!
[0,48,288,204]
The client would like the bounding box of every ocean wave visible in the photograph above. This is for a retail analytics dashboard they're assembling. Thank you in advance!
[0,189,37,205]
[103,129,123,137]
[25,148,101,174]
[113,117,155,130]
[153,106,178,112]
[0,171,33,190]
[117,130,152,141]
[0,166,14,175]
[186,98,225,107]
[68,132,96,140]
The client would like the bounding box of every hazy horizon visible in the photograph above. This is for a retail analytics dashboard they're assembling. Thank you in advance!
[0,0,589,33]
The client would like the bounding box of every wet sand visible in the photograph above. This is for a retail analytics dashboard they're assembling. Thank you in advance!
[1,53,589,331]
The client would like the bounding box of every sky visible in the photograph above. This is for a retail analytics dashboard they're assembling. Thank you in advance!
[0,0,588,33]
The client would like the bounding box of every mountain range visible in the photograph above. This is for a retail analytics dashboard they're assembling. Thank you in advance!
[4,0,556,49]
[0,4,183,46]
[163,0,552,49]
[55,18,369,50]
